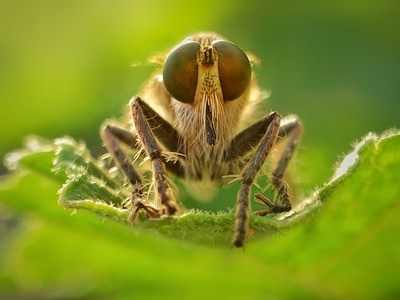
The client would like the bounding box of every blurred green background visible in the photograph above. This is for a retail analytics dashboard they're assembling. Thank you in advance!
[1,1,399,184]
[1,0,400,298]
[1,0,399,188]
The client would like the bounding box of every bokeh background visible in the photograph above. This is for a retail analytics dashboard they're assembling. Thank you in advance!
[1,1,399,188]
[1,0,400,298]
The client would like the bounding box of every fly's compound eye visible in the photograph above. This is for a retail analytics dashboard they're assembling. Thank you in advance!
[213,40,251,101]
[163,41,200,103]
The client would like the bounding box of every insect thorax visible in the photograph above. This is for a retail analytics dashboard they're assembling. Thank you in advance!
[170,94,247,182]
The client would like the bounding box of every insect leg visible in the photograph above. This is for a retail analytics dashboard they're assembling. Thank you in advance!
[233,112,281,247]
[254,116,302,216]
[103,121,185,178]
[135,97,185,177]
[102,124,162,221]
[131,96,178,216]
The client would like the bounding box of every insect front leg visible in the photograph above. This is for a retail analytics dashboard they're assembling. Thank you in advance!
[130,96,179,216]
[232,112,281,247]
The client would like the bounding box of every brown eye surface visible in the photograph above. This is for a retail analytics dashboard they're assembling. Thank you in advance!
[213,40,251,101]
[163,41,200,103]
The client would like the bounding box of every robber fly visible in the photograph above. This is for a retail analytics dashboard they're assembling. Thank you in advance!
[102,32,302,247]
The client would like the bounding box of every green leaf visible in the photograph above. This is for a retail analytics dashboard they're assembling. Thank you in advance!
[1,130,399,298]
